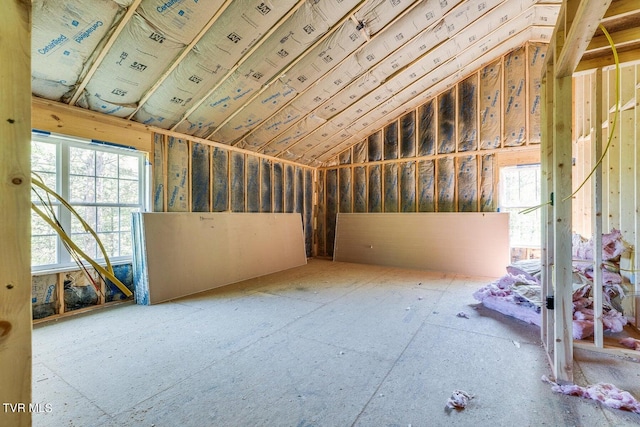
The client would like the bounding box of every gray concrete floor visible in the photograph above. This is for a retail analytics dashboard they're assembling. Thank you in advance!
[32,259,640,427]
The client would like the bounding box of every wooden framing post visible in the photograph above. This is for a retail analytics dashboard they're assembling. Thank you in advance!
[0,1,32,425]
[552,72,574,382]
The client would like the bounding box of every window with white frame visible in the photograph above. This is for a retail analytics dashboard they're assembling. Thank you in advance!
[499,164,541,249]
[31,132,146,271]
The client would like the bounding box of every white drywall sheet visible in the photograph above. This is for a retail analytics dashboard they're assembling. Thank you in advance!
[132,212,307,304]
[333,213,509,277]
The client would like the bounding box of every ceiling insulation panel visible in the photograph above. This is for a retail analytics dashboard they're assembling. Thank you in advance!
[28,0,590,166]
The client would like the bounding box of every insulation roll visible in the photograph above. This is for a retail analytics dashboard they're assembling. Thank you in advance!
[368,165,382,212]
[152,134,165,212]
[417,160,435,212]
[167,137,188,212]
[285,164,294,213]
[353,140,367,164]
[400,111,416,158]
[353,166,367,213]
[317,170,326,255]
[368,131,382,162]
[480,59,502,149]
[504,46,526,147]
[458,75,478,152]
[437,157,455,212]
[400,161,416,212]
[528,43,547,144]
[304,169,313,256]
[384,122,399,160]
[260,158,272,213]
[273,163,284,213]
[438,88,455,154]
[191,142,210,212]
[326,169,338,256]
[457,155,478,212]
[212,148,228,212]
[295,167,304,215]
[480,154,495,212]
[230,152,245,212]
[246,155,260,212]
[384,163,399,212]
[339,167,352,213]
[418,99,436,156]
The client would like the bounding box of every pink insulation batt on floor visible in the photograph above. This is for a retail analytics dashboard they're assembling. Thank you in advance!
[473,230,631,339]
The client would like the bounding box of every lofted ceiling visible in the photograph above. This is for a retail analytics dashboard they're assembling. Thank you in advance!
[32,0,595,166]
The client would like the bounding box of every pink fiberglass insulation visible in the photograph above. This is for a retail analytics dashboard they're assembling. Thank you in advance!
[551,382,640,414]
[474,230,630,339]
[620,337,640,350]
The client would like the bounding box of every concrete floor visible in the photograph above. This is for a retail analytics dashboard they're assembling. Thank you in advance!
[32,259,640,426]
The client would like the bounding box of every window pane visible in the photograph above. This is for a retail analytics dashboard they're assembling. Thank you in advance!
[32,236,57,266]
[31,172,57,203]
[119,180,139,204]
[96,177,118,203]
[32,141,56,173]
[71,233,97,259]
[119,207,137,231]
[71,206,97,232]
[70,175,96,203]
[120,231,132,255]
[97,207,119,232]
[98,232,119,257]
[31,209,57,236]
[96,151,118,178]
[70,147,95,176]
[119,155,139,179]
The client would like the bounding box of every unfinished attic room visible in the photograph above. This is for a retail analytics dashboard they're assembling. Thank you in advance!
[4,0,640,425]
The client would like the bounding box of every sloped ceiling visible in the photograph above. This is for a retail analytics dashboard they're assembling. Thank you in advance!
[32,0,564,166]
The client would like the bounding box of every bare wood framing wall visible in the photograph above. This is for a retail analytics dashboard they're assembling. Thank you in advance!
[318,42,545,256]
[0,1,31,425]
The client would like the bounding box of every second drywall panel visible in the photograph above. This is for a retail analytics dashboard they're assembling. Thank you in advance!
[333,212,509,277]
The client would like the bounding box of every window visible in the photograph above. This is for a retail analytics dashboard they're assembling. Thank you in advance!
[499,164,541,252]
[31,132,146,271]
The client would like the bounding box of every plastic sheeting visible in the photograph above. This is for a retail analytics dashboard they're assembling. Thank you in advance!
[417,160,435,212]
[273,163,284,213]
[339,149,352,165]
[528,43,546,144]
[480,59,502,149]
[400,161,416,212]
[457,155,477,212]
[480,154,495,212]
[458,75,478,152]
[368,131,382,162]
[246,155,260,212]
[504,46,526,147]
[437,157,455,212]
[418,99,436,156]
[438,88,455,154]
[167,137,188,212]
[354,166,367,213]
[230,152,245,212]
[212,147,228,212]
[260,158,272,213]
[152,133,165,212]
[384,163,398,212]
[339,167,352,213]
[400,111,416,158]
[384,121,398,160]
[368,165,382,212]
[191,142,210,212]
[285,164,294,213]
[326,169,338,256]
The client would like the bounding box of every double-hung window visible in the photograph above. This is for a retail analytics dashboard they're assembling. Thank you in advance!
[31,132,146,272]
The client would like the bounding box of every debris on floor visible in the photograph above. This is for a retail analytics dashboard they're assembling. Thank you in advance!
[543,376,640,414]
[473,229,631,339]
[446,390,473,410]
[456,312,469,319]
[619,338,640,351]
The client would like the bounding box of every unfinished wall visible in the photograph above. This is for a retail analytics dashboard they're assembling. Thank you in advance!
[152,133,315,256]
[573,63,640,327]
[317,42,545,256]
